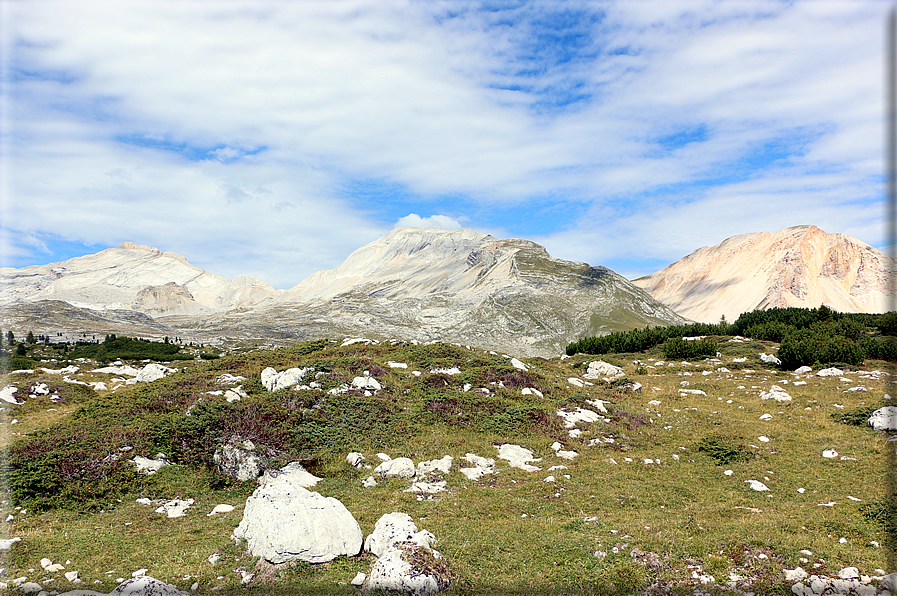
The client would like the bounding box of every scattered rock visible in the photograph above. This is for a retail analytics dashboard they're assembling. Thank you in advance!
[496,444,541,472]
[155,498,194,518]
[136,363,173,383]
[822,449,839,459]
[556,408,602,428]
[760,386,792,402]
[817,367,844,377]
[207,504,235,516]
[130,454,169,475]
[793,366,813,374]
[510,358,528,371]
[363,512,437,558]
[868,407,897,431]
[361,543,450,596]
[347,452,366,467]
[233,477,363,564]
[416,456,453,477]
[744,480,769,492]
[583,360,624,379]
[374,457,416,479]
[759,353,781,365]
[458,453,495,480]
[352,375,382,392]
[260,367,314,392]
[57,576,191,596]
[0,386,22,405]
[404,480,447,495]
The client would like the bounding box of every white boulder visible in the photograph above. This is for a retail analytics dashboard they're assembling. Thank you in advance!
[346,452,366,467]
[361,544,449,596]
[583,361,624,379]
[363,512,436,558]
[374,457,416,479]
[817,367,844,377]
[155,498,194,518]
[233,479,363,564]
[0,386,22,405]
[260,367,314,392]
[510,358,528,371]
[760,386,792,402]
[136,363,172,383]
[794,366,813,374]
[745,480,769,492]
[57,576,191,596]
[557,408,602,428]
[868,407,897,431]
[351,376,382,392]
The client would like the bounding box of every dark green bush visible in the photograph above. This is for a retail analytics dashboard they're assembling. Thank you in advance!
[832,405,880,426]
[697,435,752,465]
[743,321,796,342]
[777,325,865,369]
[863,335,897,362]
[662,337,717,360]
[566,322,731,356]
[68,335,188,363]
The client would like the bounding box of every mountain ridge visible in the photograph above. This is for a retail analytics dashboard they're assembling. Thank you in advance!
[0,229,687,357]
[632,225,895,323]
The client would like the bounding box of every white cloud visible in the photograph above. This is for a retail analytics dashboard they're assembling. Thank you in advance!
[394,214,463,230]
[1,0,890,284]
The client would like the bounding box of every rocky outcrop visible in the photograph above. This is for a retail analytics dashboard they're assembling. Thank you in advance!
[361,513,449,596]
[633,225,896,323]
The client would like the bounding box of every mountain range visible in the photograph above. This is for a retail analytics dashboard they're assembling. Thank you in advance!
[0,228,687,357]
[1,225,892,356]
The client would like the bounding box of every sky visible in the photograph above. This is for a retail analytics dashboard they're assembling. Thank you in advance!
[0,0,890,289]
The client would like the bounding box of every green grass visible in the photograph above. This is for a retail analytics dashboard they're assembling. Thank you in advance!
[0,338,892,594]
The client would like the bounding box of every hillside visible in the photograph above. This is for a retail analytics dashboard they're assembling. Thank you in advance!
[0,332,891,594]
[633,225,896,324]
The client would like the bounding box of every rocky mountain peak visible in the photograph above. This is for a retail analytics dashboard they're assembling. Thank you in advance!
[633,225,895,323]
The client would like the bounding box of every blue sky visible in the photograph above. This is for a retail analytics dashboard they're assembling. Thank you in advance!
[0,0,889,288]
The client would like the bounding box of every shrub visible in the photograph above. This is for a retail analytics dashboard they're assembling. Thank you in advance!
[743,321,795,342]
[777,326,865,369]
[662,337,717,360]
[697,435,751,465]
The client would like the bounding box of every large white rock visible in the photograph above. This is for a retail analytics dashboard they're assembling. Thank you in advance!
[760,386,792,402]
[556,408,602,428]
[759,353,781,365]
[130,454,169,475]
[496,444,541,472]
[233,479,363,564]
[583,360,624,379]
[459,453,495,480]
[510,358,528,371]
[0,385,22,405]
[352,376,382,392]
[374,457,416,478]
[136,363,172,383]
[817,367,844,377]
[362,544,450,596]
[868,407,897,431]
[261,367,315,392]
[363,512,436,558]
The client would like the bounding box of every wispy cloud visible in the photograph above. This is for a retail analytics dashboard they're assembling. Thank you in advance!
[1,0,888,287]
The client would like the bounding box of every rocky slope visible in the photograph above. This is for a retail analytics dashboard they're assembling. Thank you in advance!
[632,225,895,323]
[0,230,687,357]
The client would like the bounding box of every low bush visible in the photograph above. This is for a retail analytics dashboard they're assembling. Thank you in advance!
[777,325,865,369]
[662,337,717,360]
[697,435,752,465]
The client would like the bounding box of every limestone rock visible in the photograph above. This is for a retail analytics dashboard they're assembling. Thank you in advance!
[362,543,450,596]
[261,367,314,392]
[363,512,436,558]
[130,454,169,475]
[794,366,813,374]
[496,444,541,472]
[136,363,172,383]
[233,479,363,564]
[583,361,624,379]
[213,437,263,481]
[155,498,193,518]
[416,456,453,477]
[374,457,416,479]
[347,452,366,467]
[258,462,321,488]
[760,353,781,366]
[760,386,792,402]
[868,406,897,431]
[458,453,495,481]
[351,376,382,392]
[57,575,191,596]
[817,367,843,377]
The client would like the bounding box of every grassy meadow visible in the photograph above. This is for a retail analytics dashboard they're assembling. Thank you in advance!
[0,334,892,594]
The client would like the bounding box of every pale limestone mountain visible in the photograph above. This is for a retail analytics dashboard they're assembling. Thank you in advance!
[0,242,279,316]
[0,229,688,356]
[632,225,896,323]
[196,228,688,356]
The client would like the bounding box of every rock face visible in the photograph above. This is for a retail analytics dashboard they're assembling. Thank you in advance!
[233,478,363,564]
[633,225,896,323]
[0,228,687,357]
